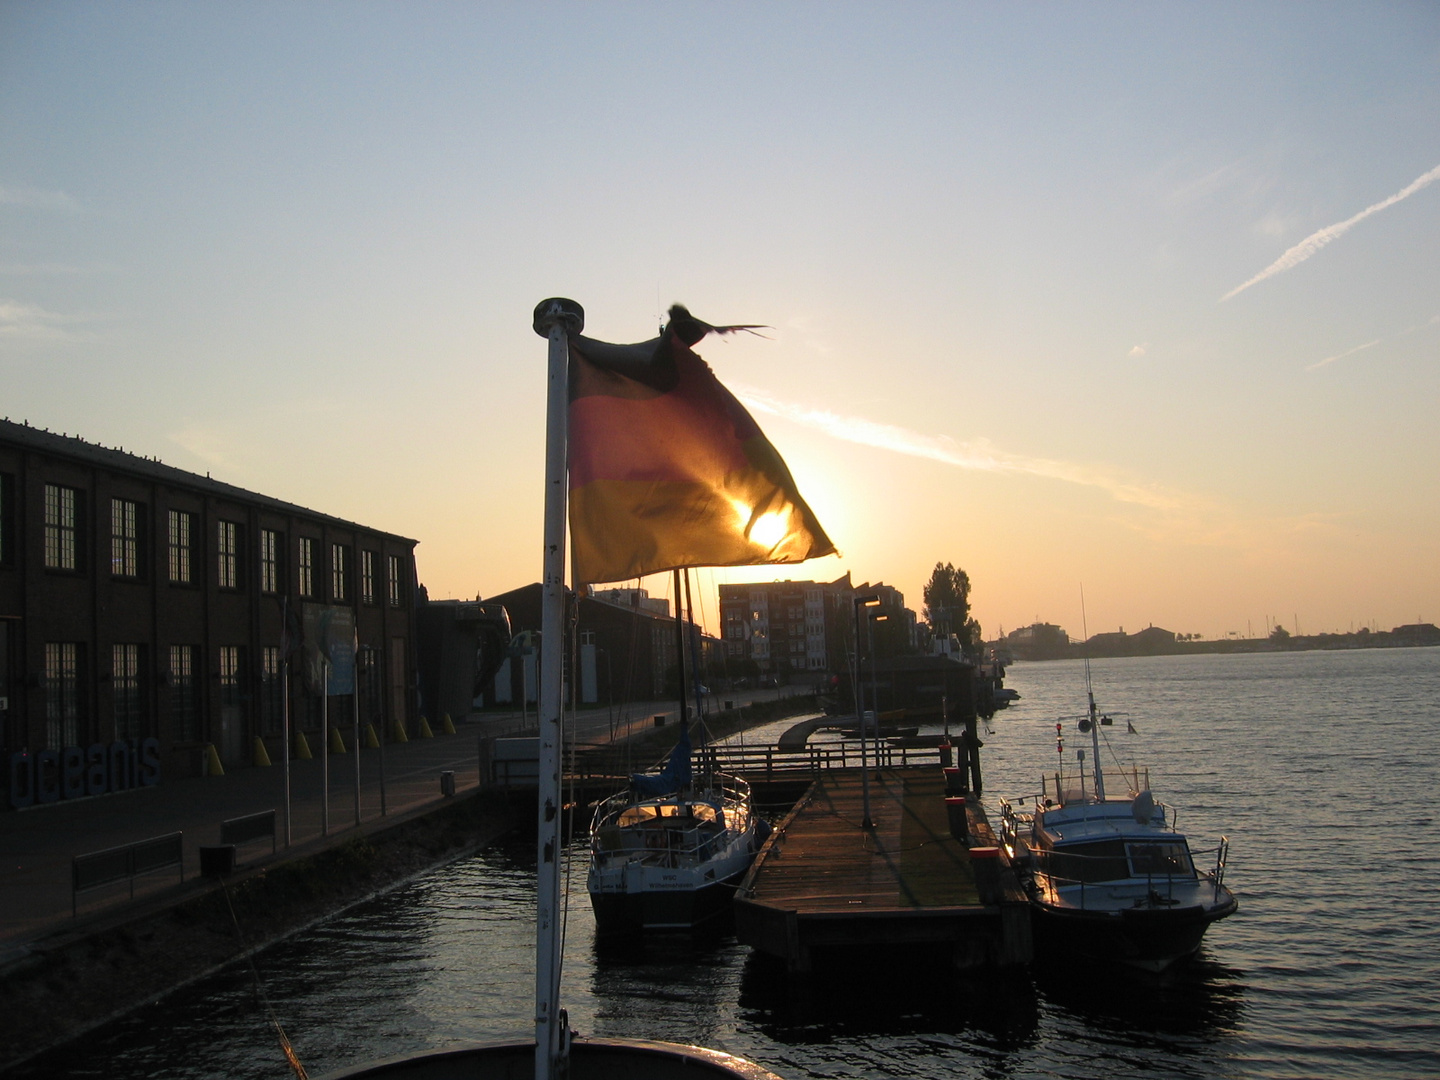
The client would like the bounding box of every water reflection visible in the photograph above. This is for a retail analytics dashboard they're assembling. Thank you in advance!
[1032,952,1247,1041]
[739,948,1040,1048]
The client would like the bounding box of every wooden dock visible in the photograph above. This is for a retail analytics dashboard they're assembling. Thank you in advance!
[734,767,1032,972]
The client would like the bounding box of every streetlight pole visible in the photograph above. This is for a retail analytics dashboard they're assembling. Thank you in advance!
[852,594,879,828]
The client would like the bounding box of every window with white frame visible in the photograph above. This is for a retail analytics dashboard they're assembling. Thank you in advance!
[170,644,200,742]
[111,498,140,578]
[298,537,315,597]
[218,521,241,590]
[113,643,144,739]
[331,543,349,602]
[168,509,193,584]
[44,641,81,748]
[44,484,79,570]
[387,554,403,607]
[361,549,376,604]
[259,529,281,594]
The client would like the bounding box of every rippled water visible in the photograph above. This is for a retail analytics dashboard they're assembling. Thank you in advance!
[18,649,1440,1079]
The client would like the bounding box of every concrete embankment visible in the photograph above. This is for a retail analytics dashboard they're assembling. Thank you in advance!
[0,693,823,1071]
[0,790,520,1073]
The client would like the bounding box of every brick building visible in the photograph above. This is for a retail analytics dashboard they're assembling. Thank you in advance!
[1,419,419,807]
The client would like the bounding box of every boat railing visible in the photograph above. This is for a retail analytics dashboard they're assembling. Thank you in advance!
[1206,836,1230,901]
[997,797,1031,861]
[592,813,729,869]
[1037,839,1230,911]
[1040,765,1153,807]
[694,741,943,778]
[1036,848,1184,911]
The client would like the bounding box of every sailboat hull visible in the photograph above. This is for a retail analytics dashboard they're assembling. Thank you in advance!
[589,866,749,935]
[321,1037,783,1080]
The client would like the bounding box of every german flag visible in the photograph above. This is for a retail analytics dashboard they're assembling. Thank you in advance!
[567,306,835,587]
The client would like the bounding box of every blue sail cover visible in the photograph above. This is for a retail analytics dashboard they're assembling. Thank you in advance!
[630,720,692,798]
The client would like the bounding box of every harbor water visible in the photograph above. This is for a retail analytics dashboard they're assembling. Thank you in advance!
[16,648,1440,1079]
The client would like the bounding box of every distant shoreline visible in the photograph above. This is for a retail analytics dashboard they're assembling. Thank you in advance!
[998,633,1440,663]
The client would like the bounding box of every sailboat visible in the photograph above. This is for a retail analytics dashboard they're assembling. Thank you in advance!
[587,571,769,936]
[324,301,788,1080]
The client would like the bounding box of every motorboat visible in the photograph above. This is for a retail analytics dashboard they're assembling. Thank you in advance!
[999,691,1236,972]
[588,722,769,935]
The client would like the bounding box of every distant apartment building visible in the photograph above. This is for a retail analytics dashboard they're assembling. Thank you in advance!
[716,573,917,678]
[0,419,420,806]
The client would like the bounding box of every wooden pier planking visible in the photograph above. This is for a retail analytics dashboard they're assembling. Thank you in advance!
[735,767,1032,972]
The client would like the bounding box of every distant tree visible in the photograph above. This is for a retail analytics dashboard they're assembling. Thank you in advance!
[923,562,983,655]
[1269,623,1291,641]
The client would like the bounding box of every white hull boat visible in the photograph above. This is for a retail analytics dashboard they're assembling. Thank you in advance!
[1000,690,1236,972]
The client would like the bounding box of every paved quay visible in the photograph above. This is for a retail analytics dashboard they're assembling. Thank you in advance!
[0,689,797,963]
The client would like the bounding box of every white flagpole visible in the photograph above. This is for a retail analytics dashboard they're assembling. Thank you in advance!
[532,298,582,1080]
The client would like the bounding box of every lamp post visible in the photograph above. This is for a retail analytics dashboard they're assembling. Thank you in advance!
[852,594,880,828]
[869,611,888,717]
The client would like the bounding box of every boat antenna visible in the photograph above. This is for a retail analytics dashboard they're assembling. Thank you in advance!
[1079,585,1106,801]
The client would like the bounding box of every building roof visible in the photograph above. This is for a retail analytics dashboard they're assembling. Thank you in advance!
[1,417,418,544]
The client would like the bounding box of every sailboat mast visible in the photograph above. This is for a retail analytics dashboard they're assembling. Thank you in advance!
[533,298,582,1080]
[673,568,689,729]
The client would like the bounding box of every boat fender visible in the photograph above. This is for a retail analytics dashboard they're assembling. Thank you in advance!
[754,819,773,848]
[1131,789,1155,825]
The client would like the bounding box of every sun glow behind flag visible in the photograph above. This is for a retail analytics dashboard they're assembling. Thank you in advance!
[567,310,835,587]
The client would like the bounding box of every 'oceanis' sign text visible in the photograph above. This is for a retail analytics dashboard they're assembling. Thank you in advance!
[7,738,161,810]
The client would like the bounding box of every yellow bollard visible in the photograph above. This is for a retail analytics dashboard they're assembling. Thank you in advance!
[392,718,409,743]
[418,715,435,739]
[364,723,380,749]
[253,737,272,767]
[294,729,312,760]
[442,713,456,735]
[329,725,347,753]
[205,743,225,777]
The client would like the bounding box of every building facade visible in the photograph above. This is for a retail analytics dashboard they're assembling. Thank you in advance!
[718,574,859,678]
[1,420,419,807]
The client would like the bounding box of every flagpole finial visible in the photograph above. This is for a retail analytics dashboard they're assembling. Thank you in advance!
[533,298,584,337]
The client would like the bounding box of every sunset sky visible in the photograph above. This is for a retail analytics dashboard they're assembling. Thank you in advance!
[3,3,1437,642]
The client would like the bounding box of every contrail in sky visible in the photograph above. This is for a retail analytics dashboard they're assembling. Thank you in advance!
[1221,162,1440,302]
[1306,314,1440,371]
[736,388,1191,513]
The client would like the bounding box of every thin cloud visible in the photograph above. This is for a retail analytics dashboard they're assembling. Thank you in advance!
[735,387,1193,513]
[0,261,117,276]
[0,298,99,343]
[1307,315,1440,372]
[1221,162,1440,302]
[0,185,81,212]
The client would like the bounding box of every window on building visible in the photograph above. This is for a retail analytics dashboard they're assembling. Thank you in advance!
[387,554,404,607]
[44,641,81,748]
[111,498,141,578]
[167,510,193,584]
[43,483,79,571]
[259,529,281,594]
[331,543,349,602]
[220,646,243,708]
[217,521,241,590]
[298,537,315,598]
[170,644,200,742]
[260,646,283,736]
[361,550,376,605]
[113,643,145,739]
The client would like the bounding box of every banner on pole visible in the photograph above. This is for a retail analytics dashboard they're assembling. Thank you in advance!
[303,603,356,695]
